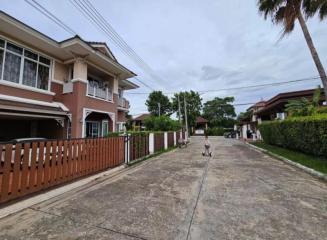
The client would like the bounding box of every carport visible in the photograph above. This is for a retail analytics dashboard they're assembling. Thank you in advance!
[0,97,70,142]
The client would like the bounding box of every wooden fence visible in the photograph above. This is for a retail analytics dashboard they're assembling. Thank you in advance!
[129,134,149,161]
[0,137,124,204]
[0,130,186,205]
[154,133,165,152]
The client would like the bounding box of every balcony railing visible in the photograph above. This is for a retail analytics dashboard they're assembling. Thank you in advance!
[87,79,113,101]
[118,98,130,109]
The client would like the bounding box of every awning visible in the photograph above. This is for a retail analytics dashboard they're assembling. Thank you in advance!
[0,94,70,121]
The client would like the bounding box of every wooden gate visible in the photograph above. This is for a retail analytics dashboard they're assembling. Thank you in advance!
[0,136,124,204]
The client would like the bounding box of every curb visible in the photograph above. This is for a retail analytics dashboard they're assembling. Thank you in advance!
[245,142,327,182]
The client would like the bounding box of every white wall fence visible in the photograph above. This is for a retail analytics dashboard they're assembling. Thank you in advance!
[124,130,187,164]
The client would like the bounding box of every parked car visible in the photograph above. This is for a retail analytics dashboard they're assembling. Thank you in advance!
[224,131,238,139]
[12,138,47,144]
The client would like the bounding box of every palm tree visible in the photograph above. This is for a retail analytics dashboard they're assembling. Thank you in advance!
[303,0,327,20]
[258,0,327,102]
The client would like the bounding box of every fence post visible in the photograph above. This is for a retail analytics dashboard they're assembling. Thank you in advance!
[124,134,130,164]
[149,133,154,154]
[164,132,168,150]
[174,131,177,146]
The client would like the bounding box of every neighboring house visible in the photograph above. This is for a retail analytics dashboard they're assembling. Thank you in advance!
[0,11,138,142]
[131,113,151,131]
[193,116,208,135]
[239,89,325,140]
[239,101,266,140]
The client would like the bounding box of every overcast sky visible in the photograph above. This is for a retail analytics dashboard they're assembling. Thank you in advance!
[1,0,327,115]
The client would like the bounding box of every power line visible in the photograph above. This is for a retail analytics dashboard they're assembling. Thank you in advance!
[198,76,321,94]
[24,0,76,35]
[81,0,158,76]
[69,0,161,89]
[22,1,323,98]
[24,0,155,91]
[125,76,322,95]
[133,77,155,91]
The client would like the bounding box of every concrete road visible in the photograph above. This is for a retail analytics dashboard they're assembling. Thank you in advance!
[0,137,326,240]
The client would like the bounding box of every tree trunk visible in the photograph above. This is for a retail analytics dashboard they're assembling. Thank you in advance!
[297,12,327,102]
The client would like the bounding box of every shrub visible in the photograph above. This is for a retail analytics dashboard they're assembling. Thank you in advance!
[259,114,327,157]
[205,127,225,136]
[317,106,327,115]
[144,115,181,131]
[126,131,150,136]
[105,132,120,137]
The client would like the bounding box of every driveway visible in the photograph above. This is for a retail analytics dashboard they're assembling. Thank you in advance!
[0,137,326,240]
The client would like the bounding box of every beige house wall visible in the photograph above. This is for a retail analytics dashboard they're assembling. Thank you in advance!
[113,77,119,94]
[73,58,88,81]
[53,61,70,83]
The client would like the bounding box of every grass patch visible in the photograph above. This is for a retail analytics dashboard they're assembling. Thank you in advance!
[251,142,327,174]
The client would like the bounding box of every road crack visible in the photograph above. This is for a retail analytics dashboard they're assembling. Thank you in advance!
[186,155,211,240]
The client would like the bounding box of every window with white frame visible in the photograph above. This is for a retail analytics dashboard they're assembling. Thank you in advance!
[276,112,286,120]
[102,120,109,136]
[0,37,51,91]
[87,76,112,101]
[85,121,100,138]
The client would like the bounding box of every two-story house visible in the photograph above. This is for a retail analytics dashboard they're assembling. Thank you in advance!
[0,11,138,142]
[239,88,326,140]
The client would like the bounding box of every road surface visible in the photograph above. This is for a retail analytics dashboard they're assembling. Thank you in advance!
[0,137,326,240]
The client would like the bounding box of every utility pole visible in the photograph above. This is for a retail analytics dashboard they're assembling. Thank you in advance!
[178,94,182,125]
[184,95,188,139]
[158,102,161,117]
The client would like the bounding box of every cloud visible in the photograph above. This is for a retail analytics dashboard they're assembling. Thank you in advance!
[200,65,242,81]
[1,0,326,115]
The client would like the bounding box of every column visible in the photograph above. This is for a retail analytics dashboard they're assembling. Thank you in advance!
[164,132,168,150]
[149,133,154,154]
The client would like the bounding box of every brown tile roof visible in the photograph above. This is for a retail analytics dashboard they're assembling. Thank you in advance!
[196,116,208,123]
[133,113,151,121]
[257,88,325,115]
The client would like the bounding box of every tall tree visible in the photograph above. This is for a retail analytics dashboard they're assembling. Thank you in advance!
[203,97,236,128]
[172,91,202,130]
[303,0,327,20]
[145,91,172,116]
[258,0,327,101]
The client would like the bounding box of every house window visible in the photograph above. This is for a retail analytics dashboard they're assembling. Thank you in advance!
[0,37,51,91]
[102,120,109,136]
[85,121,100,138]
[4,49,21,83]
[87,76,112,101]
[276,112,286,120]
[0,50,3,80]
[118,88,124,98]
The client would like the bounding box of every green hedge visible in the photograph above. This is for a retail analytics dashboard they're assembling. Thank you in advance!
[143,115,181,131]
[258,114,327,157]
[205,127,225,136]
